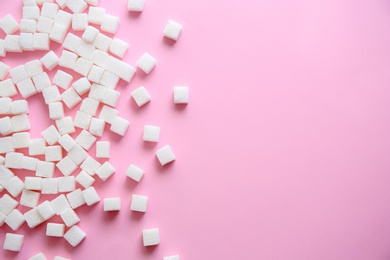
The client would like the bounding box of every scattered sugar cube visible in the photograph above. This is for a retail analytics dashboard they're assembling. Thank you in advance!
[103,197,120,211]
[28,252,47,260]
[61,87,82,109]
[89,83,107,101]
[59,50,78,70]
[42,85,61,104]
[56,116,76,135]
[20,189,40,208]
[41,178,59,195]
[16,78,37,99]
[126,164,145,182]
[156,145,176,166]
[100,71,119,89]
[20,33,34,51]
[60,207,80,227]
[88,7,105,25]
[0,97,12,114]
[163,20,183,41]
[101,15,119,34]
[33,33,50,50]
[55,10,72,29]
[5,176,24,197]
[37,200,56,220]
[3,233,24,252]
[0,117,12,136]
[74,58,93,77]
[58,134,76,152]
[96,141,110,158]
[32,72,51,92]
[36,161,55,178]
[106,57,135,82]
[82,26,99,44]
[66,189,85,209]
[99,105,119,124]
[49,23,68,43]
[136,52,156,74]
[72,13,88,31]
[142,228,160,246]
[128,0,144,12]
[24,177,42,191]
[24,208,45,228]
[46,223,65,237]
[50,194,71,215]
[75,129,96,150]
[36,16,54,34]
[77,41,96,59]
[4,152,24,169]
[131,86,151,107]
[0,79,18,97]
[53,70,73,90]
[163,255,180,260]
[49,102,65,120]
[0,62,10,80]
[89,118,106,137]
[4,35,22,53]
[45,145,63,162]
[64,225,86,247]
[11,100,29,115]
[73,77,92,95]
[143,125,160,142]
[88,65,105,83]
[41,2,59,19]
[25,59,44,77]
[96,161,115,181]
[22,156,39,171]
[0,194,18,215]
[29,139,46,156]
[109,38,129,58]
[12,132,30,149]
[74,110,93,129]
[0,15,19,35]
[174,86,189,104]
[0,137,14,154]
[62,33,82,53]
[75,170,95,188]
[9,65,28,84]
[93,33,112,52]
[5,209,25,230]
[130,194,148,212]
[58,176,76,192]
[66,0,88,13]
[41,125,61,145]
[90,50,109,68]
[110,116,130,136]
[40,51,59,71]
[56,156,78,176]
[23,6,40,20]
[80,156,100,175]
[82,186,100,206]
[67,144,89,165]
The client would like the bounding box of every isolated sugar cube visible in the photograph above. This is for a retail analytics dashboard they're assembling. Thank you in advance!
[60,207,80,227]
[3,233,24,252]
[96,141,110,158]
[174,86,189,104]
[57,156,78,176]
[20,189,40,208]
[128,0,144,12]
[82,186,100,206]
[0,15,19,35]
[75,170,95,188]
[163,255,180,260]
[156,145,176,166]
[136,52,156,74]
[131,86,151,107]
[5,209,25,230]
[143,125,160,142]
[46,223,65,237]
[103,197,120,211]
[163,20,183,41]
[130,194,148,213]
[64,225,86,247]
[126,164,145,182]
[142,228,160,246]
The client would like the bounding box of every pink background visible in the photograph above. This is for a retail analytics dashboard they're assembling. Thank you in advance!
[1,0,390,259]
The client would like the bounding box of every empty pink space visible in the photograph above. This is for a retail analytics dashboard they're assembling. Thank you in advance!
[1,0,390,259]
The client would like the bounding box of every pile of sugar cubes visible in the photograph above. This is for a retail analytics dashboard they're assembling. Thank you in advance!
[0,0,187,259]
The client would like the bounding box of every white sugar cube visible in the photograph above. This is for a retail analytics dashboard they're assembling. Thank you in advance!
[66,189,85,209]
[88,65,105,83]
[50,194,71,215]
[11,100,29,115]
[101,15,119,34]
[102,88,120,107]
[66,0,88,13]
[16,78,37,99]
[163,255,180,260]
[76,129,96,150]
[32,72,51,92]
[64,225,86,247]
[40,51,59,71]
[90,49,109,68]
[42,85,61,104]
[29,138,46,156]
[3,233,24,252]
[77,41,96,59]
[0,62,10,80]
[130,194,148,212]
[58,176,75,192]
[5,152,24,169]
[96,161,115,181]
[68,144,88,165]
[58,134,76,152]
[24,177,42,191]
[72,13,88,31]
[93,33,112,52]
[20,33,34,51]
[0,137,14,154]
[73,77,92,95]
[49,102,64,120]
[12,132,30,149]
[88,6,105,25]
[61,87,82,109]
[56,116,76,135]
[62,33,82,52]
[55,10,72,29]
[0,15,19,35]
[25,60,44,77]
[0,79,18,97]
[10,65,28,84]
[5,176,24,197]
[45,145,63,162]
[136,52,156,74]
[53,70,73,90]
[105,56,135,82]
[0,117,12,136]
[20,19,37,33]
[0,97,12,114]
[33,33,50,50]
[60,207,80,227]
[59,50,78,69]
[156,145,176,166]
[142,228,160,246]
[41,178,59,194]
[41,2,59,19]
[110,116,130,136]
[28,252,46,260]
[74,58,93,77]
[85,0,98,5]
[22,156,39,171]
[20,190,40,208]
[56,0,68,8]
[89,83,107,101]
[0,194,18,215]
[128,0,144,12]
[100,70,119,89]
[174,86,189,104]
[163,20,183,41]
[49,23,67,43]
[82,186,100,206]
[99,105,118,123]
[24,208,45,228]
[74,111,92,129]
[56,156,78,176]
[109,38,129,58]
[4,35,22,53]
[36,161,55,178]
[82,26,99,44]
[54,257,70,260]
[46,223,65,237]
[96,141,110,158]
[23,6,40,20]
[5,209,25,230]
[37,0,55,4]
[131,86,151,107]
[89,118,105,137]
[103,197,120,211]
[143,125,160,142]
[126,164,144,182]
[37,200,55,220]
[80,156,100,175]
[75,170,95,188]
[36,16,54,34]
[41,125,61,145]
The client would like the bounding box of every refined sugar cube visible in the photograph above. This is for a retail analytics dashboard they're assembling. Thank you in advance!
[58,176,76,192]
[24,177,42,191]
[16,78,37,98]
[40,50,60,70]
[5,152,24,169]
[55,10,72,29]
[20,189,40,208]
[22,156,39,171]
[80,98,99,116]
[0,79,17,97]
[42,85,61,104]
[143,125,160,142]
[106,57,135,82]
[74,111,92,129]
[93,33,112,52]
[96,161,115,181]
[89,118,106,137]
[60,207,80,227]
[41,125,61,145]
[130,194,148,212]
[0,194,18,215]
[0,97,12,114]
[136,52,156,74]
[0,15,19,35]
[61,87,82,109]
[58,134,76,152]
[32,72,51,92]
[101,15,119,34]
[126,164,144,182]
[24,208,45,228]
[80,156,100,175]
[156,145,176,166]
[0,40,5,57]
[20,19,37,33]
[41,178,59,194]
[73,77,92,95]
[102,88,120,107]
[37,200,56,220]
[59,50,78,70]
[103,197,120,211]
[90,50,109,68]
[163,20,183,41]
[28,252,47,260]
[82,186,100,206]
[163,255,180,260]
[66,189,85,209]
[67,144,88,165]
[56,116,76,135]
[64,225,86,247]
[10,65,28,84]
[0,62,10,80]
[0,137,14,154]
[110,116,130,136]
[77,41,96,59]
[36,161,55,178]
[12,132,30,149]
[100,71,119,89]
[85,0,98,5]
[25,60,44,77]
[99,105,119,124]
[131,86,151,107]
[88,6,105,24]
[88,65,105,83]
[56,156,78,176]
[82,26,99,44]
[66,0,88,13]
[109,38,129,58]
[3,233,24,252]
[0,117,12,136]
[142,228,160,246]
[5,176,24,197]
[53,70,73,90]
[33,33,50,50]
[50,194,71,215]
[62,33,82,53]
[89,83,107,101]
[41,2,59,19]
[11,100,29,115]
[75,170,95,188]
[20,33,34,51]
[49,102,64,120]
[46,223,65,237]
[45,145,63,162]
[128,0,144,12]
[5,209,25,230]
[74,58,93,77]
[174,86,189,104]
[29,139,46,156]
[49,23,68,43]
[23,6,40,20]
[4,35,22,53]
[72,13,88,31]
[36,16,54,34]
[96,141,110,158]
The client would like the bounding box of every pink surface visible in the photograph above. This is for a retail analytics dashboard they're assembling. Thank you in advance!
[1,0,390,259]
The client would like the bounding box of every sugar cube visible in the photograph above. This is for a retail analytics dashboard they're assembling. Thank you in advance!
[131,86,151,107]
[72,13,88,31]
[0,79,18,97]
[110,116,130,136]
[142,228,160,246]
[96,161,115,181]
[56,116,76,135]
[12,132,30,149]
[20,33,34,51]
[22,156,39,171]
[82,26,99,44]
[49,23,68,43]
[74,57,93,77]
[80,98,99,117]
[29,138,46,156]
[16,78,37,98]
[82,186,100,206]
[100,70,119,89]
[53,70,73,90]
[46,223,65,237]
[42,85,61,104]
[126,164,144,182]
[109,38,129,58]
[60,207,80,227]
[41,178,59,194]
[88,65,105,83]
[143,125,160,142]
[5,176,24,197]
[3,233,24,252]
[75,170,95,188]
[5,35,22,53]
[136,52,156,74]
[174,86,189,104]
[62,33,82,53]
[25,59,44,77]
[20,19,37,33]
[0,137,14,154]
[5,209,25,230]
[49,102,65,120]
[11,100,29,115]
[96,141,110,158]
[59,50,78,70]
[58,176,76,192]
[75,129,96,150]
[33,33,50,50]
[36,161,55,178]
[55,10,72,29]
[28,252,47,260]
[50,194,71,215]
[64,225,86,247]
[36,16,54,34]
[0,62,10,80]
[74,111,92,129]
[37,200,56,220]
[163,20,183,41]
[24,208,45,228]
[45,145,63,162]
[93,33,112,52]
[61,87,82,109]
[128,0,144,12]
[58,134,76,152]
[41,125,61,145]
[130,194,148,212]
[66,0,88,13]
[20,189,40,208]
[88,7,105,25]
[56,156,78,176]
[41,2,59,19]
[66,189,85,209]
[0,15,19,35]
[101,15,119,34]
[67,144,88,165]
[156,145,176,166]
[40,51,59,71]
[103,197,120,211]
[24,177,42,191]
[10,65,28,84]
[80,156,100,175]
[23,6,40,20]
[0,117,13,136]
[32,72,51,92]
[73,77,92,95]
[99,105,118,123]
[5,152,24,169]
[0,194,18,215]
